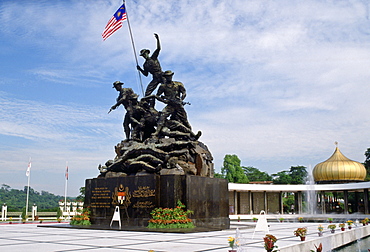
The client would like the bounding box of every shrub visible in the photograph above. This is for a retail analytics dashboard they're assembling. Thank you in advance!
[147,200,194,229]
[70,207,91,225]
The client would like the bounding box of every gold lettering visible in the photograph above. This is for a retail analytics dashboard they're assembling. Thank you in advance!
[133,201,154,208]
[132,186,155,197]
[91,187,112,208]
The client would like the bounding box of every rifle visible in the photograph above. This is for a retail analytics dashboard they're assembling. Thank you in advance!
[164,96,191,106]
[108,104,118,114]
[142,94,191,106]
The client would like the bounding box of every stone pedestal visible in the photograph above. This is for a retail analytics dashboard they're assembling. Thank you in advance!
[85,175,229,230]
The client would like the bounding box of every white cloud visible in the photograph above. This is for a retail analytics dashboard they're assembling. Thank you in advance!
[1,0,370,195]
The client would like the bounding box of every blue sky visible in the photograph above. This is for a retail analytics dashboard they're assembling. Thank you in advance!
[1,0,370,197]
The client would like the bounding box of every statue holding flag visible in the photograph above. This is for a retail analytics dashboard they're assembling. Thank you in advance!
[90,2,228,232]
[102,4,213,178]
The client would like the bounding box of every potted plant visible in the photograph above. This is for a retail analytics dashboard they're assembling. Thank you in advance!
[327,217,333,223]
[252,217,258,222]
[365,218,369,225]
[361,219,367,226]
[317,224,324,236]
[346,220,353,229]
[9,217,12,224]
[298,217,304,223]
[227,236,239,252]
[310,243,323,252]
[263,234,278,252]
[328,224,336,233]
[237,216,241,222]
[294,227,307,241]
[279,217,284,223]
[339,223,345,231]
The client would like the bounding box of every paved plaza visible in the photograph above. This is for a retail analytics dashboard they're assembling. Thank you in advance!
[0,221,367,252]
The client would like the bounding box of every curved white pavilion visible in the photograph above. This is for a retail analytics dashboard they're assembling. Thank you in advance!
[228,146,369,215]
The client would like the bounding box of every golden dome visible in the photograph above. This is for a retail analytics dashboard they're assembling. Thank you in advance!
[313,147,366,183]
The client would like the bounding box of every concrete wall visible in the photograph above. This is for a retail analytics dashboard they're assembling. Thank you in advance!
[267,192,280,214]
[252,192,264,214]
[239,192,250,214]
[229,191,282,214]
[279,225,370,252]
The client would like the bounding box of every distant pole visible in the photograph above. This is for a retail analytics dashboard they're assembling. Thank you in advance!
[64,162,68,212]
[124,0,145,97]
[25,158,31,218]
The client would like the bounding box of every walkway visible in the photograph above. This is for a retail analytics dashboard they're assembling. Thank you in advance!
[0,221,369,252]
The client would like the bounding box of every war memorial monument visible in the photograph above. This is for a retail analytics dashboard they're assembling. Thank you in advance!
[84,33,229,230]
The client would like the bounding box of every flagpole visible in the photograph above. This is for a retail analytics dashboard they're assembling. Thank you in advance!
[124,0,145,97]
[64,161,68,213]
[25,158,31,219]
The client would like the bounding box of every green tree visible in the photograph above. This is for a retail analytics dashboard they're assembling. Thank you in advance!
[21,207,27,220]
[76,186,85,202]
[0,185,71,211]
[283,193,295,213]
[272,171,291,184]
[272,166,307,184]
[221,154,249,183]
[1,184,11,191]
[243,166,272,182]
[213,172,224,179]
[56,207,62,219]
[289,166,307,184]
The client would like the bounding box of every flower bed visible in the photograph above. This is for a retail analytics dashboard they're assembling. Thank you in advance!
[70,207,91,225]
[148,200,194,229]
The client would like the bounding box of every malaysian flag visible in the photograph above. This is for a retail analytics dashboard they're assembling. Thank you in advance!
[65,165,69,180]
[102,4,127,40]
[26,161,31,177]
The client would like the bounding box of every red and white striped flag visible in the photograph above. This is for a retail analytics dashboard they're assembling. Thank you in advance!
[26,161,31,177]
[102,3,127,40]
[65,165,69,180]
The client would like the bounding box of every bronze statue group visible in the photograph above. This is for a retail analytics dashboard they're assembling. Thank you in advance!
[99,34,212,178]
[109,33,201,143]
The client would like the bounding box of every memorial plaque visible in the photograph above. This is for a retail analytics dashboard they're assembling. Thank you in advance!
[85,175,229,229]
[85,175,160,226]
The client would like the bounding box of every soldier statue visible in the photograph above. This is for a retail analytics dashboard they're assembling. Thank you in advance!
[109,81,141,140]
[137,33,163,106]
[152,70,192,138]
